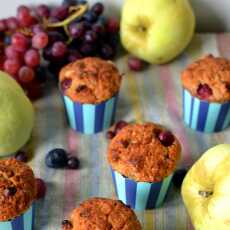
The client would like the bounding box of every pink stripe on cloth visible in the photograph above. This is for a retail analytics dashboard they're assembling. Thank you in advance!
[63,129,80,217]
[216,34,230,58]
[159,65,192,166]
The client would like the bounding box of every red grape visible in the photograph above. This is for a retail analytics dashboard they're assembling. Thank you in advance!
[106,18,120,33]
[69,23,85,39]
[51,41,67,58]
[0,19,7,31]
[4,59,21,75]
[5,17,19,31]
[32,24,45,34]
[68,50,82,62]
[17,6,36,27]
[5,45,22,60]
[35,5,50,18]
[51,6,69,20]
[128,56,144,71]
[24,49,40,67]
[100,44,115,59]
[32,32,49,49]
[18,66,35,83]
[84,31,97,43]
[12,33,29,52]
[91,3,104,16]
[17,5,31,15]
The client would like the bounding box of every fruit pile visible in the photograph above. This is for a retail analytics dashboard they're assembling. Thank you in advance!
[0,0,120,99]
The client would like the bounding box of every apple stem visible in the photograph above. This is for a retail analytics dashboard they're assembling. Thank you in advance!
[198,190,213,198]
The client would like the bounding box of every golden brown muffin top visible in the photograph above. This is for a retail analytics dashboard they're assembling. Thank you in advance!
[181,54,230,103]
[0,159,36,221]
[59,57,122,104]
[108,122,181,182]
[62,197,142,230]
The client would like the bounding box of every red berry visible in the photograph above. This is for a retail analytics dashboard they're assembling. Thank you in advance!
[12,33,29,52]
[6,17,19,31]
[128,56,144,71]
[51,41,67,58]
[4,59,21,75]
[35,4,50,18]
[0,19,7,31]
[67,157,80,169]
[158,131,174,147]
[106,130,115,140]
[106,18,120,33]
[197,83,213,100]
[35,178,46,200]
[115,121,128,134]
[5,46,22,60]
[32,32,49,49]
[24,49,40,67]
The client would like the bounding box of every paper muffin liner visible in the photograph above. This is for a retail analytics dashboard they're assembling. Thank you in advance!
[111,169,173,210]
[183,89,230,132]
[0,204,35,230]
[63,93,118,134]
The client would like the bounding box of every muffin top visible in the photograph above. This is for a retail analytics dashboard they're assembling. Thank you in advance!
[108,122,181,182]
[0,159,36,221]
[62,197,141,230]
[59,57,122,104]
[181,54,230,103]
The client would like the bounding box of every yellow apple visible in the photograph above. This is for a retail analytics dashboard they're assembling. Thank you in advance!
[120,0,195,64]
[182,144,230,230]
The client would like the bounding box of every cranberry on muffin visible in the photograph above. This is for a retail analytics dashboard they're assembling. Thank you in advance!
[59,57,122,104]
[0,158,36,221]
[181,54,230,102]
[61,197,141,230]
[108,122,181,182]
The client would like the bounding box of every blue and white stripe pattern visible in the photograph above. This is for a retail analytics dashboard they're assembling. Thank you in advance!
[0,205,34,230]
[183,89,230,132]
[111,169,173,211]
[63,94,118,134]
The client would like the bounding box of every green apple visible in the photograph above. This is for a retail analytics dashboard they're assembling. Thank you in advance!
[120,0,195,64]
[182,144,230,230]
[0,71,34,157]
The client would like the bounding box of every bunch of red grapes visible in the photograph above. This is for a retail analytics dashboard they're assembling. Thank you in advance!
[0,0,120,99]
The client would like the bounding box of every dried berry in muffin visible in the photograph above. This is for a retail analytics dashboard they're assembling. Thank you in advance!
[59,57,122,104]
[62,197,141,230]
[108,122,181,182]
[181,54,230,103]
[0,159,36,221]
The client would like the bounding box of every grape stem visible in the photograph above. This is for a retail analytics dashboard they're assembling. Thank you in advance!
[45,4,88,43]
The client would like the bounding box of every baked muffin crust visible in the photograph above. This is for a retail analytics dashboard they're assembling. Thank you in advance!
[62,197,141,230]
[0,159,36,221]
[108,122,181,182]
[59,57,122,104]
[181,54,230,103]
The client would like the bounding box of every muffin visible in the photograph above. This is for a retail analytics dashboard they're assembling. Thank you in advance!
[108,122,181,210]
[0,158,36,229]
[59,57,122,134]
[61,197,141,230]
[181,54,230,132]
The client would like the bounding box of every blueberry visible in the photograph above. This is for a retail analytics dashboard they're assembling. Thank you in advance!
[67,157,80,169]
[83,12,98,23]
[172,168,188,188]
[15,151,28,162]
[45,148,68,168]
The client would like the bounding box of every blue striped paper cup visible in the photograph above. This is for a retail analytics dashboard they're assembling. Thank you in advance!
[111,169,173,210]
[63,94,118,134]
[0,204,35,230]
[183,89,230,132]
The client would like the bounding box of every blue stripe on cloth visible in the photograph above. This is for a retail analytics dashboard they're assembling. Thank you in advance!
[63,96,76,130]
[189,96,194,127]
[191,97,200,130]
[74,102,84,132]
[204,103,221,132]
[135,182,152,210]
[94,102,105,133]
[125,178,137,209]
[111,94,118,124]
[0,221,12,230]
[82,104,96,134]
[197,100,209,131]
[114,171,126,204]
[23,205,33,230]
[146,181,162,209]
[215,102,230,131]
[103,97,116,130]
[183,90,192,125]
[11,213,24,230]
[222,104,230,129]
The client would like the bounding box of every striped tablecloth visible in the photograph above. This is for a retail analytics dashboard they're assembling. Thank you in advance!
[30,33,230,230]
